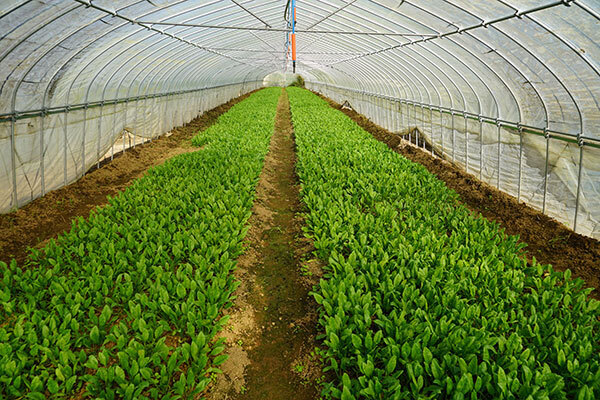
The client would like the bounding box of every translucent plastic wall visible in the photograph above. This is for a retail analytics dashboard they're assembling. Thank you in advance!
[296,1,600,240]
[0,0,599,239]
[0,0,276,212]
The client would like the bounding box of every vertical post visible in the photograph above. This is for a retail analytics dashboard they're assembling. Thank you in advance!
[145,95,151,143]
[421,105,425,149]
[63,109,68,185]
[400,101,405,131]
[111,102,117,161]
[464,113,468,172]
[416,105,420,146]
[542,130,550,213]
[497,122,501,189]
[440,111,444,159]
[394,101,402,133]
[133,99,137,149]
[40,111,46,196]
[430,107,434,155]
[82,105,87,177]
[389,99,393,132]
[124,100,128,153]
[408,102,412,143]
[97,105,103,169]
[479,117,483,180]
[517,126,523,202]
[573,142,584,232]
[10,116,18,209]
[451,111,455,162]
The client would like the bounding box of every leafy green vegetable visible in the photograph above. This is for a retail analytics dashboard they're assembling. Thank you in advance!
[0,88,280,398]
[287,87,600,399]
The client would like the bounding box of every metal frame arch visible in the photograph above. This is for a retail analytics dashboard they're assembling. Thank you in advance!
[495,1,589,134]
[351,52,427,102]
[441,0,569,127]
[327,0,529,123]
[334,56,416,102]
[300,9,460,112]
[301,64,373,97]
[375,50,440,106]
[306,1,492,117]
[370,3,501,117]
[0,1,83,104]
[362,0,517,120]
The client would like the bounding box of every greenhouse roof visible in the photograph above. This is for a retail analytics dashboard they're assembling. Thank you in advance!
[0,0,598,142]
[0,0,599,238]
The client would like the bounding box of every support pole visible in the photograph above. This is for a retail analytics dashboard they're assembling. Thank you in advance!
[517,126,523,201]
[464,113,468,172]
[497,122,501,189]
[542,130,550,213]
[430,107,434,155]
[63,110,68,186]
[421,105,425,149]
[10,117,18,209]
[573,142,584,232]
[440,111,444,159]
[291,0,297,73]
[451,111,455,162]
[40,111,46,196]
[97,106,103,169]
[479,117,483,180]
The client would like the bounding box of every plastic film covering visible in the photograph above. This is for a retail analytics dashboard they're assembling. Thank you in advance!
[0,0,599,239]
[297,0,600,239]
[0,0,280,212]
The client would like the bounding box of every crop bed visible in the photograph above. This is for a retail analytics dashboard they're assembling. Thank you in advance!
[288,87,600,399]
[0,88,280,399]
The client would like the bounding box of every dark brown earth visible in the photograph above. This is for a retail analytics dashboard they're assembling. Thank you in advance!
[316,92,600,299]
[0,89,258,267]
[207,88,322,399]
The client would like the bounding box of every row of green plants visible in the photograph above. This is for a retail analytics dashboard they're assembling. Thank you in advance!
[287,87,600,399]
[0,87,281,399]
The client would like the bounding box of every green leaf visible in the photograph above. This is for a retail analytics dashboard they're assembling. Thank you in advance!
[31,376,43,392]
[557,349,566,367]
[497,367,507,394]
[115,365,126,383]
[65,376,77,392]
[423,347,433,364]
[214,354,228,366]
[47,378,59,394]
[90,326,100,344]
[86,355,99,370]
[386,356,397,374]
[341,385,355,400]
[342,373,351,388]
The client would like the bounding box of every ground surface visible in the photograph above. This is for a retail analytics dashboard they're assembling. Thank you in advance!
[0,90,256,266]
[3,87,599,398]
[317,92,600,298]
[207,88,322,399]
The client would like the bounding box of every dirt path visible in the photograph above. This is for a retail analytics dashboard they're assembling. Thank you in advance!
[208,89,322,399]
[0,90,257,266]
[316,92,600,298]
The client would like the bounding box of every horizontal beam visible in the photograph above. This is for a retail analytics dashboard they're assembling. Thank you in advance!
[135,21,438,37]
[325,0,571,65]
[311,82,600,149]
[0,81,261,123]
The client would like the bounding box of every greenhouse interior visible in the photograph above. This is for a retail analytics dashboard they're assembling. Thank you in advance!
[0,0,599,399]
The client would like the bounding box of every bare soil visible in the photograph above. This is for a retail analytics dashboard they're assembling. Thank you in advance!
[316,92,600,298]
[207,89,322,399]
[0,90,258,266]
